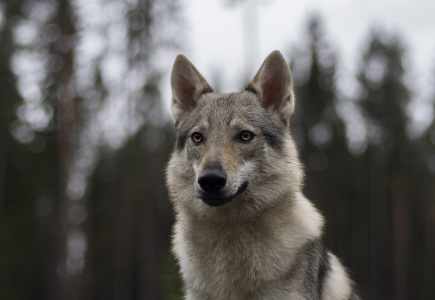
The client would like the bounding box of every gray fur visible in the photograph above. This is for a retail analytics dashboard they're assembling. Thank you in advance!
[166,51,359,299]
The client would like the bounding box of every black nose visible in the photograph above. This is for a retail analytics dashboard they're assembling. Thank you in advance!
[198,168,227,192]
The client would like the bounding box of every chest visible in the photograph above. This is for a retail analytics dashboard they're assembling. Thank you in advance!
[173,221,299,294]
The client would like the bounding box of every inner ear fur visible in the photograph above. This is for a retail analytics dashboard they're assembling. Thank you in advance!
[248,50,295,120]
[170,55,212,122]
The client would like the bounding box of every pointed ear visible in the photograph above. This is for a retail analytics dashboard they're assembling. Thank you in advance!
[248,50,294,120]
[170,55,212,122]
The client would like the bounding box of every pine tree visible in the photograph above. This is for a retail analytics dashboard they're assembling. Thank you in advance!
[83,0,183,299]
[0,1,71,298]
[291,14,357,269]
[417,82,435,299]
[0,0,182,298]
[357,29,413,299]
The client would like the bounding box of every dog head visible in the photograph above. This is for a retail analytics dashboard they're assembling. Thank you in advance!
[166,51,303,219]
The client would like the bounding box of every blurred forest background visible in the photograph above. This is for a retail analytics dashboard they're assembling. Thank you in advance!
[0,0,434,299]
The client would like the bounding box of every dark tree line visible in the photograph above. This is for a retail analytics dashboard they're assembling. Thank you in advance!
[0,3,434,300]
[0,0,181,299]
[291,16,435,300]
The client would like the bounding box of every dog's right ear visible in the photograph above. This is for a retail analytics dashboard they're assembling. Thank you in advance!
[171,55,212,122]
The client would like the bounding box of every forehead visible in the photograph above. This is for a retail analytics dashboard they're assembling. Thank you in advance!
[192,91,263,129]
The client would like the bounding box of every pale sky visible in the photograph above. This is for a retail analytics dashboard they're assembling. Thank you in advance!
[183,0,435,90]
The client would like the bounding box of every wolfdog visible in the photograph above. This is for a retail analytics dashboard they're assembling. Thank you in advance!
[166,50,359,299]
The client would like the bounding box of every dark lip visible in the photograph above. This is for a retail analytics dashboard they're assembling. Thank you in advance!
[199,182,248,207]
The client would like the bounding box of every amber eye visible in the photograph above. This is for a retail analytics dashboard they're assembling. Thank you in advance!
[240,131,253,141]
[192,132,203,144]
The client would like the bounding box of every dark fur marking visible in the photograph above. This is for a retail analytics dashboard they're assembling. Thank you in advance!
[245,84,258,95]
[316,242,330,298]
[258,113,286,153]
[175,127,188,151]
[262,129,283,153]
[288,239,330,300]
[200,86,213,95]
[243,100,286,154]
[175,106,204,151]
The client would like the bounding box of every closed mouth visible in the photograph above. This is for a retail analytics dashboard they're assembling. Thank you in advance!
[200,182,248,207]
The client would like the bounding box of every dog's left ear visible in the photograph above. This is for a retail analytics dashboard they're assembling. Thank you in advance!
[248,50,294,121]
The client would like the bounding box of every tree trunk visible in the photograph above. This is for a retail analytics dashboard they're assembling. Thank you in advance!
[51,0,79,298]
